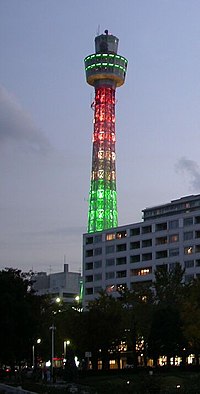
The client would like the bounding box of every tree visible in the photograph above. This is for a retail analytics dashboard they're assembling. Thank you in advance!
[0,268,49,367]
[148,264,186,366]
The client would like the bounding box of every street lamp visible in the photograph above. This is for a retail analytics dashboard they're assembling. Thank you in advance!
[32,338,41,369]
[63,340,70,360]
[49,324,56,378]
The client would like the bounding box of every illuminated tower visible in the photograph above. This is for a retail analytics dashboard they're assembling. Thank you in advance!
[84,30,128,233]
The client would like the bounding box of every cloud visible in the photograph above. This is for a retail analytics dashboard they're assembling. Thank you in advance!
[0,85,50,153]
[175,157,200,190]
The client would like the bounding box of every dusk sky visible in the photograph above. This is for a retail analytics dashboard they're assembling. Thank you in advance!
[1,0,200,274]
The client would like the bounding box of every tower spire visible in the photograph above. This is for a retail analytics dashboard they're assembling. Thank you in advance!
[84,31,128,233]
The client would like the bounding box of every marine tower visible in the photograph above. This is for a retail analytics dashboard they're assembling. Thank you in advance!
[84,30,128,233]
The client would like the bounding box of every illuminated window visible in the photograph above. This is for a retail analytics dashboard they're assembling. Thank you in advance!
[131,268,152,276]
[169,234,179,243]
[116,231,127,239]
[184,246,193,255]
[106,233,115,241]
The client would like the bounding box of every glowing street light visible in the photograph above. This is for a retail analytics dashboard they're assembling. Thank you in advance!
[64,340,70,359]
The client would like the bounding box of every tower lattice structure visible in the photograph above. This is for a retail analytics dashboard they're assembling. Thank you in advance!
[84,30,128,233]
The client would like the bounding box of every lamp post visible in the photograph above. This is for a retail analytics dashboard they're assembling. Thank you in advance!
[49,324,56,378]
[63,340,70,360]
[32,338,41,369]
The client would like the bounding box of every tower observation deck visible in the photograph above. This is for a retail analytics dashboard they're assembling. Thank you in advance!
[84,30,128,233]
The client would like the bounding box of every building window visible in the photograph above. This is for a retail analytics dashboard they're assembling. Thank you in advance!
[142,253,152,261]
[116,243,127,252]
[106,245,115,254]
[86,249,93,257]
[142,225,152,234]
[131,267,152,276]
[130,227,140,236]
[183,217,193,226]
[142,239,152,248]
[94,273,102,281]
[156,250,168,259]
[116,231,127,239]
[184,274,194,284]
[195,216,200,224]
[116,257,127,265]
[169,248,179,257]
[130,255,140,263]
[106,272,115,280]
[156,222,167,231]
[86,236,93,245]
[130,241,140,249]
[196,259,200,267]
[94,260,102,269]
[94,286,102,293]
[94,235,102,243]
[185,260,194,268]
[85,275,93,282]
[94,247,102,256]
[116,270,127,278]
[106,233,115,241]
[169,234,179,243]
[195,231,200,239]
[156,236,167,245]
[85,262,93,270]
[106,258,115,266]
[85,287,93,295]
[195,245,200,253]
[184,246,193,255]
[184,231,193,241]
[169,262,179,270]
[169,219,179,230]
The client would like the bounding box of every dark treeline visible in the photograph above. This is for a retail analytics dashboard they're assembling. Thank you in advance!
[1,264,200,371]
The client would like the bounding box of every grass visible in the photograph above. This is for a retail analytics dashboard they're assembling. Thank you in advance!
[2,368,200,393]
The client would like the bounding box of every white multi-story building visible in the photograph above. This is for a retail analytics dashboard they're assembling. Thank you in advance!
[83,194,200,303]
[33,263,82,304]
